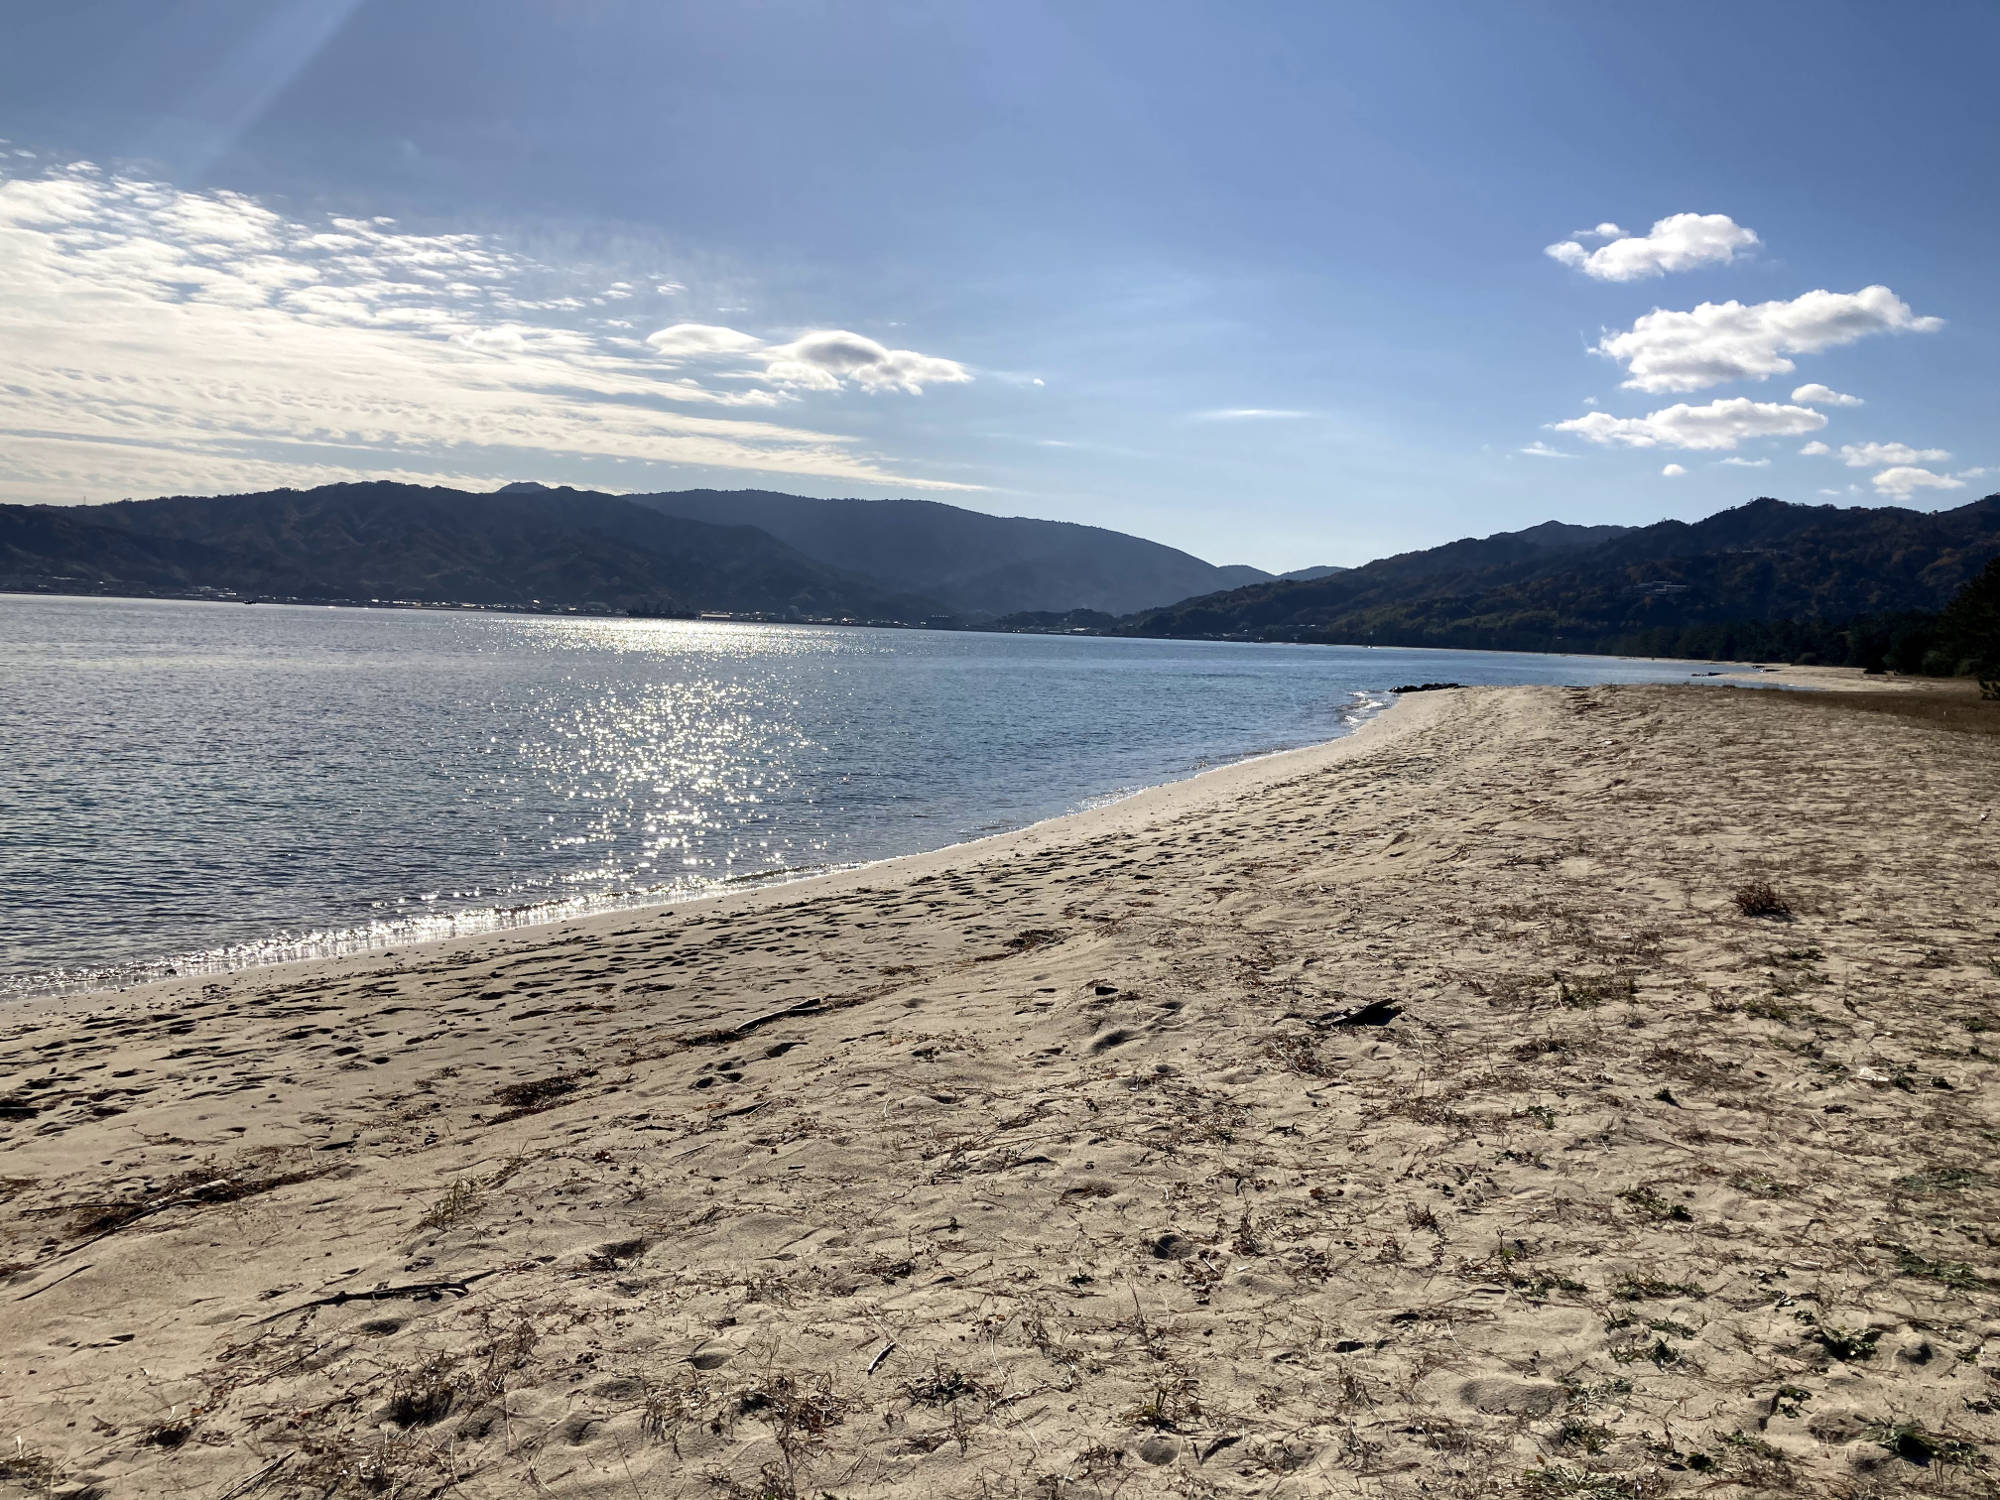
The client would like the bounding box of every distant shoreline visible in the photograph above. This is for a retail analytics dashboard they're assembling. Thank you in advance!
[0,585,1750,666]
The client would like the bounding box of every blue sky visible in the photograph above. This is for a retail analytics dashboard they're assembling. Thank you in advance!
[2,1,1994,570]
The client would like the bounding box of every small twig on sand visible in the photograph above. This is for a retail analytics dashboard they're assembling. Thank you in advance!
[13,1262,93,1302]
[211,1451,293,1500]
[866,1340,897,1375]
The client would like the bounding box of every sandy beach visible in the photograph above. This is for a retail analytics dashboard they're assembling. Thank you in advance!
[4,680,1998,1499]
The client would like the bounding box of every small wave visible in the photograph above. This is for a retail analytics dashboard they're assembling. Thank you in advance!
[1,874,744,1002]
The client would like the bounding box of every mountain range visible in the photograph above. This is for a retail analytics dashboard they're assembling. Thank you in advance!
[4,482,1997,666]
[573,485,1295,617]
[1120,495,2000,659]
[0,482,1301,621]
[0,484,940,619]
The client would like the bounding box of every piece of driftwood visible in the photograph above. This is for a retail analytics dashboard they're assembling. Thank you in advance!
[1295,997,1402,1029]
[254,1268,504,1324]
[678,997,825,1046]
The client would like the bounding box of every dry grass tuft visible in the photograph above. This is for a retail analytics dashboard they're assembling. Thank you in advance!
[1731,880,1792,919]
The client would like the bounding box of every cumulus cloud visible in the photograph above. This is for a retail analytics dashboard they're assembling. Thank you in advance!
[1517,441,1575,458]
[1799,441,1831,456]
[1545,212,1758,281]
[1595,286,1943,394]
[1872,466,1964,499]
[0,161,976,504]
[1719,456,1771,467]
[1550,398,1827,452]
[1790,383,1863,407]
[1661,464,1686,477]
[1839,441,1952,468]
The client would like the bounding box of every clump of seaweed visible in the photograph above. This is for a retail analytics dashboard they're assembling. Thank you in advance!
[1867,1421,1984,1468]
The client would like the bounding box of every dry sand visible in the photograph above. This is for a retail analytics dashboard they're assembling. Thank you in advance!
[4,682,1998,1500]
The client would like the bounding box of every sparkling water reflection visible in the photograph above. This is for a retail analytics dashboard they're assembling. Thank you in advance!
[0,594,1716,997]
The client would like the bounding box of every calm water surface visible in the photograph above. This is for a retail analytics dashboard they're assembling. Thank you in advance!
[1,594,1718,996]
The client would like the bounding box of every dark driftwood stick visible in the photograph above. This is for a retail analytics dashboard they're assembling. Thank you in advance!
[1298,997,1402,1028]
[254,1268,504,1324]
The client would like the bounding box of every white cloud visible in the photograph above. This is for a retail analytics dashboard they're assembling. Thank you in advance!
[645,322,765,355]
[1790,383,1863,407]
[1872,466,1964,499]
[1661,464,1686,477]
[1191,408,1313,421]
[1550,397,1827,451]
[1545,212,1758,281]
[1518,441,1576,458]
[645,324,972,396]
[762,329,972,395]
[1594,286,1943,393]
[1957,467,1993,480]
[1799,441,1831,456]
[1719,456,1771,467]
[1839,441,1952,468]
[0,161,978,503]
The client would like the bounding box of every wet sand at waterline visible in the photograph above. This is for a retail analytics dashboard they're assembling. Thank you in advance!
[4,680,1997,1499]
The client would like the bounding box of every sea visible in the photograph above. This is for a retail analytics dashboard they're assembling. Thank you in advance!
[0,593,1724,998]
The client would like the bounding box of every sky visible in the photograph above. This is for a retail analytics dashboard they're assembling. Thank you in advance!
[2,1,1995,571]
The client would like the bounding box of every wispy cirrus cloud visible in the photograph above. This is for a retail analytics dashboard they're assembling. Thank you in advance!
[1187,408,1314,424]
[0,160,977,504]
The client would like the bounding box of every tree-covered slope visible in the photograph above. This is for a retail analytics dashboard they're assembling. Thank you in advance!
[1119,497,2000,656]
[1,483,940,618]
[607,486,1273,618]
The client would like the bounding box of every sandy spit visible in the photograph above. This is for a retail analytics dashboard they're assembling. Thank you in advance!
[3,682,1997,1500]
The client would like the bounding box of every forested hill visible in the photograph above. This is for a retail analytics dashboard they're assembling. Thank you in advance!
[1117,496,2000,659]
[0,483,942,619]
[597,486,1276,618]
